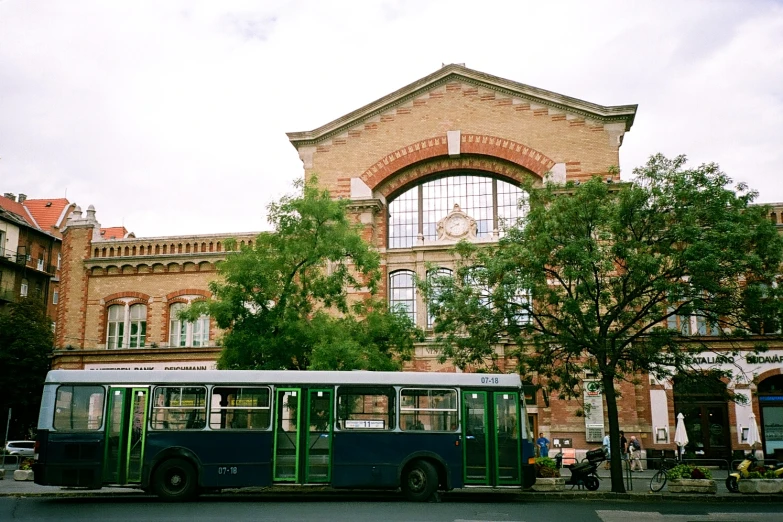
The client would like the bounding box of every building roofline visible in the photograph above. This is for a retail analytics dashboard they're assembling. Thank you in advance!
[287,64,638,148]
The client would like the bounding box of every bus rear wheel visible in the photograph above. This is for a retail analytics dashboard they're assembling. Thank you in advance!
[154,458,198,502]
[402,460,438,502]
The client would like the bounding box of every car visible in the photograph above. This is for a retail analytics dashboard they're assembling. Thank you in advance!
[4,440,35,457]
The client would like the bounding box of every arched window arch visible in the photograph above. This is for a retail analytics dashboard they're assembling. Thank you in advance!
[106,302,147,349]
[388,173,527,248]
[389,270,417,323]
[169,301,210,347]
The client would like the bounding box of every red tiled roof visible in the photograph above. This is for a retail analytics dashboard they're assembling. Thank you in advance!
[23,198,72,237]
[100,226,130,240]
[0,196,37,228]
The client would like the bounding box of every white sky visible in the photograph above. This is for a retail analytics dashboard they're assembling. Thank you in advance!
[1,0,782,237]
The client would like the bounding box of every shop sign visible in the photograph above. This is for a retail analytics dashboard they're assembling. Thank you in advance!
[84,361,217,371]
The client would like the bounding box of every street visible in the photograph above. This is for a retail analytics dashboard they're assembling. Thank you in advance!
[0,494,782,522]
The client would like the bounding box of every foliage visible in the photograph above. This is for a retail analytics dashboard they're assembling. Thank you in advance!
[534,457,560,478]
[186,177,422,370]
[668,464,712,480]
[0,299,54,439]
[19,458,34,471]
[747,471,764,479]
[419,154,783,493]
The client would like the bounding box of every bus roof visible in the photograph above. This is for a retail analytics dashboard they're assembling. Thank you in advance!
[44,369,522,388]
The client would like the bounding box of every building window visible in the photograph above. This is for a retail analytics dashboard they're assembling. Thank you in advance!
[53,290,59,304]
[106,303,147,349]
[37,256,44,271]
[57,254,61,270]
[426,268,452,328]
[389,270,416,323]
[169,302,210,347]
[388,173,527,248]
[20,279,28,297]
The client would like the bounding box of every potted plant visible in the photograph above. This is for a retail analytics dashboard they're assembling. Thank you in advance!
[13,458,35,481]
[531,457,565,492]
[667,464,716,494]
[738,468,783,494]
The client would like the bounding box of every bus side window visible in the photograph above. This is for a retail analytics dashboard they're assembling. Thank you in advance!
[53,385,105,431]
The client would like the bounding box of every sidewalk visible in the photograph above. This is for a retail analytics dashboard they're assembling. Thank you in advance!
[1,467,782,502]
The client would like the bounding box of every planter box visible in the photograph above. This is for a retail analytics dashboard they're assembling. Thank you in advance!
[738,479,783,494]
[532,477,565,492]
[668,478,716,494]
[0,469,5,480]
[13,469,34,481]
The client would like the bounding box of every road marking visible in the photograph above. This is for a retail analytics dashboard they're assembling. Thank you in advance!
[597,510,782,522]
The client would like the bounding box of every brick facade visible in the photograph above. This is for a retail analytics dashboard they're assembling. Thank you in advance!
[52,65,783,460]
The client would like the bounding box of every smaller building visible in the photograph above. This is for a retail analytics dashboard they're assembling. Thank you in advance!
[0,193,74,319]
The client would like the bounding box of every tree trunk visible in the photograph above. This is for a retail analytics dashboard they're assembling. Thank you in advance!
[602,373,626,493]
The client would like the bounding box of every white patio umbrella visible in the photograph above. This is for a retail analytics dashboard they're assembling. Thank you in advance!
[746,412,762,454]
[674,412,689,461]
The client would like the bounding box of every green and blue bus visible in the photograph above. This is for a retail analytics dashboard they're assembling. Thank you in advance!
[33,370,535,501]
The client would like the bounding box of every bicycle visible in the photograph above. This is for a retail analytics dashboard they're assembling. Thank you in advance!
[649,456,679,492]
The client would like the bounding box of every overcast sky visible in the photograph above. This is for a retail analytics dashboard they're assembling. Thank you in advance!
[1,0,781,237]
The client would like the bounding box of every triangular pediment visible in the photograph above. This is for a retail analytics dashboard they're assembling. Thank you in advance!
[287,64,637,148]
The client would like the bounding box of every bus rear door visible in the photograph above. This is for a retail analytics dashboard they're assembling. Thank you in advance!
[103,387,149,485]
[273,388,334,484]
[462,390,522,487]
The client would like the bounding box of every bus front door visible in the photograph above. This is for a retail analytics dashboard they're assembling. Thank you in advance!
[462,391,522,487]
[103,387,148,485]
[273,388,334,484]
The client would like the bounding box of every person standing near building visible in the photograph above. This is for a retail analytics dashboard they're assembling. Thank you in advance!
[628,435,643,471]
[536,432,550,457]
[619,430,628,466]
[602,433,611,469]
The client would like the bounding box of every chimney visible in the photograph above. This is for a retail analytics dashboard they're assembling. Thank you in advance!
[18,194,27,203]
[3,193,16,202]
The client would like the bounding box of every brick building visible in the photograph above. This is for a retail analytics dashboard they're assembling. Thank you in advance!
[52,65,783,461]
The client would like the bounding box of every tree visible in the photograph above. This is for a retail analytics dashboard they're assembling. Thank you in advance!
[420,154,783,492]
[188,178,421,371]
[0,299,54,439]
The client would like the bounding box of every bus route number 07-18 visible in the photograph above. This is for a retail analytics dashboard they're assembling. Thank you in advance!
[218,466,238,475]
[480,377,499,384]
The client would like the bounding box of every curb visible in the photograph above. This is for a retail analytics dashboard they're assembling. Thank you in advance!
[3,488,782,502]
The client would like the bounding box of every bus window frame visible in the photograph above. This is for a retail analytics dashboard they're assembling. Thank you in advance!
[150,385,208,431]
[52,384,106,432]
[399,387,459,432]
[209,386,272,430]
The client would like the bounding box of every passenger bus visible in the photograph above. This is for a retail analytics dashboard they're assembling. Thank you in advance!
[33,370,535,501]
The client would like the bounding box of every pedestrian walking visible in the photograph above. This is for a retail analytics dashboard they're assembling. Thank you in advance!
[628,435,644,471]
[602,433,611,469]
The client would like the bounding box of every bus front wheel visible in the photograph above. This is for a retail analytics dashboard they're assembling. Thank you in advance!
[154,458,198,502]
[402,460,438,502]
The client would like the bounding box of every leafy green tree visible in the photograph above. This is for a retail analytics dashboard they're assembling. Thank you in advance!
[421,154,783,492]
[0,299,54,439]
[188,178,421,371]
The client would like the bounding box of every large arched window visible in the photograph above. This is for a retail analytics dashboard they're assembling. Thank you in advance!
[389,270,416,323]
[169,302,210,347]
[106,303,147,349]
[388,173,527,248]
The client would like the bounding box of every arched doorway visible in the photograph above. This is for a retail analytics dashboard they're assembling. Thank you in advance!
[673,373,731,461]
[758,375,783,459]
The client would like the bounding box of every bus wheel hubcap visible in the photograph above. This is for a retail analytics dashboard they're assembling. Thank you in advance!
[410,470,425,491]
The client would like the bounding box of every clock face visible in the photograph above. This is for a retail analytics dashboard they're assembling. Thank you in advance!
[447,215,468,236]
